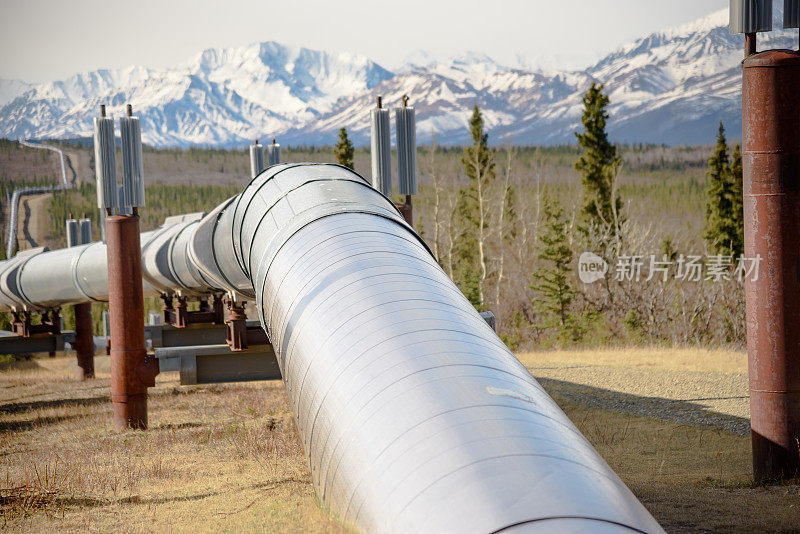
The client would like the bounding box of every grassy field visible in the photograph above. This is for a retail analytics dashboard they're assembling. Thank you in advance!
[2,348,798,533]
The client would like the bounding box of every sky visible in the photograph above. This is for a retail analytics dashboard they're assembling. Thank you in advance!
[0,0,728,83]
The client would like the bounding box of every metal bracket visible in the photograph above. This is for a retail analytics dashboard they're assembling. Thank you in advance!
[224,296,249,351]
[11,308,61,338]
[162,293,224,328]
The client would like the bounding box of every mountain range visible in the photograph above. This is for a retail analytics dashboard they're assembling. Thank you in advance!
[0,7,795,147]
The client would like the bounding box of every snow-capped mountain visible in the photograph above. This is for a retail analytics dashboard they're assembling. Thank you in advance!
[0,79,32,107]
[0,7,796,147]
[0,42,392,146]
[280,7,795,146]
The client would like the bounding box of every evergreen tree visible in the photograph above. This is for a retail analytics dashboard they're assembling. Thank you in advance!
[704,123,737,255]
[530,193,578,340]
[730,143,744,257]
[574,83,623,242]
[454,105,495,307]
[334,127,354,170]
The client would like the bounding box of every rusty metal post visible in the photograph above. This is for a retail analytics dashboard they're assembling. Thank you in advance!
[106,213,158,430]
[742,49,800,480]
[395,195,413,227]
[70,214,95,379]
[73,302,94,379]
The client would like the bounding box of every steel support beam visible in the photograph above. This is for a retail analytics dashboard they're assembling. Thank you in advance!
[146,319,266,349]
[155,343,280,385]
[0,330,74,354]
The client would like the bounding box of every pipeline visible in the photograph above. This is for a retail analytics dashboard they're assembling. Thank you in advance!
[0,163,663,533]
[18,139,70,188]
[5,139,72,258]
[4,185,66,259]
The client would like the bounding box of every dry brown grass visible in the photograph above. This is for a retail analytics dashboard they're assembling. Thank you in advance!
[1,351,797,533]
[517,346,748,374]
[0,355,348,533]
[567,399,800,533]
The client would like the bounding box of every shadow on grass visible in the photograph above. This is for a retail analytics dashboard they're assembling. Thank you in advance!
[536,376,750,436]
[47,477,311,509]
[0,413,93,432]
[0,357,44,371]
[0,395,108,415]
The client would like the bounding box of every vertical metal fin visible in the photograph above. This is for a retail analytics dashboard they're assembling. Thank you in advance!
[249,142,265,178]
[120,115,146,208]
[79,217,92,245]
[786,0,800,28]
[65,219,79,248]
[93,116,118,210]
[730,0,773,33]
[267,140,281,166]
[395,106,417,196]
[117,185,132,216]
[370,107,392,196]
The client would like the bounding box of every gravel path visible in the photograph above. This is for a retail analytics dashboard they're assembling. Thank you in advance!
[527,364,750,435]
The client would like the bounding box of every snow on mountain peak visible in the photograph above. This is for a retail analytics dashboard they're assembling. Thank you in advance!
[2,7,798,147]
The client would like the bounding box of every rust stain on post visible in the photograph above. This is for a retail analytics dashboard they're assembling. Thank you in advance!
[106,214,158,430]
[743,49,800,480]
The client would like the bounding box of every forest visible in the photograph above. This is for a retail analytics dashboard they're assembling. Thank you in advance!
[0,84,745,348]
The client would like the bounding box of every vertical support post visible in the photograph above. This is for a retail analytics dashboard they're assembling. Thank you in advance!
[106,214,157,430]
[742,49,800,480]
[46,308,60,357]
[102,310,111,355]
[69,214,95,379]
[74,302,94,379]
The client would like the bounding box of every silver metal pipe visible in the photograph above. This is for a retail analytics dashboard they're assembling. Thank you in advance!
[206,163,663,533]
[0,220,204,310]
[0,163,663,533]
[18,139,70,188]
[5,185,65,259]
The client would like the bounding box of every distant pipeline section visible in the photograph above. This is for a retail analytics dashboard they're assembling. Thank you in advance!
[0,164,664,533]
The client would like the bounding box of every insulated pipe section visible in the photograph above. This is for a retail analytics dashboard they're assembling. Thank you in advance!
[0,218,209,311]
[197,163,663,533]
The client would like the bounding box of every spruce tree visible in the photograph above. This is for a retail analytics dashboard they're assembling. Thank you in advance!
[454,105,495,307]
[730,143,744,257]
[704,123,737,255]
[334,127,354,170]
[574,83,623,241]
[530,193,577,338]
